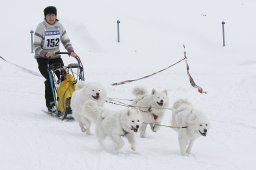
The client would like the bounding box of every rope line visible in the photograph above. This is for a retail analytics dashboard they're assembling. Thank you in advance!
[143,122,187,129]
[106,98,172,111]
[111,57,186,86]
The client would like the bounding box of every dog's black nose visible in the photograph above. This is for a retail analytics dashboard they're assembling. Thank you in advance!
[204,129,207,133]
[136,125,139,129]
[96,92,99,96]
[160,100,163,103]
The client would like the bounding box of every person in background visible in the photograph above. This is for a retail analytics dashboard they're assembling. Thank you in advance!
[34,6,77,113]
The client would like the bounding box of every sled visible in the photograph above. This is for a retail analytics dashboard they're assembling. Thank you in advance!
[47,52,84,120]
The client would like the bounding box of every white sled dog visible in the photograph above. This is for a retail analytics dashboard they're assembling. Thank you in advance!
[71,81,107,135]
[132,87,169,137]
[90,101,142,151]
[171,99,209,156]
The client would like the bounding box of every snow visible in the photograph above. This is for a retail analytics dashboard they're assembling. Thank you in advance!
[0,0,256,169]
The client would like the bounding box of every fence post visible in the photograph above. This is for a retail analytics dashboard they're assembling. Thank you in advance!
[222,21,225,47]
[30,30,34,53]
[117,20,120,43]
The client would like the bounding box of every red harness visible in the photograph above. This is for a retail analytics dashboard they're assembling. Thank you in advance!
[152,113,158,120]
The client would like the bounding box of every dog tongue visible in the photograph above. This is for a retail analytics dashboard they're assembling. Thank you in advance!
[131,127,138,132]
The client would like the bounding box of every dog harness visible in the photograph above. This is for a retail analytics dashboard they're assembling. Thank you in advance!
[121,129,129,136]
[152,113,158,120]
[148,106,158,120]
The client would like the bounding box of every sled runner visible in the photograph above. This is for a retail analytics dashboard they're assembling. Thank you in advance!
[47,52,84,120]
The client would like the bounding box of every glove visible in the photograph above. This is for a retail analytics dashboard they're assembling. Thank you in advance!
[45,52,56,58]
[69,51,78,57]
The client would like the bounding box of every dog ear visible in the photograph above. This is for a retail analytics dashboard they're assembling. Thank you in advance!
[127,110,130,116]
[152,88,156,95]
[164,89,168,95]
[190,114,197,121]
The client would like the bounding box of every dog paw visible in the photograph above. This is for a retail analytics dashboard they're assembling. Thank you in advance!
[152,126,160,132]
[140,134,145,138]
[131,145,136,151]
[86,131,93,135]
[181,153,191,157]
[152,129,157,132]
[81,128,86,132]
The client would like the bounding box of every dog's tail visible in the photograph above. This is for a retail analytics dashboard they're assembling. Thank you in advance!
[76,81,86,90]
[171,99,192,128]
[172,99,192,112]
[132,86,147,97]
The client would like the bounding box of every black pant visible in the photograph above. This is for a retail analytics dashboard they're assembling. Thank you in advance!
[37,57,64,107]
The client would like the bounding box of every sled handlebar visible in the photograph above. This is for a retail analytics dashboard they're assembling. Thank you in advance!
[54,52,85,81]
[55,52,70,55]
[54,52,82,66]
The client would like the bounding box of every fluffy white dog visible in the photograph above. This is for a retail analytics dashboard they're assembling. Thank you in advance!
[93,102,142,151]
[132,87,169,137]
[70,81,107,134]
[171,99,209,156]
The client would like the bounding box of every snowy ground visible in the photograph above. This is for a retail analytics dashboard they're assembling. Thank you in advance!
[0,0,256,170]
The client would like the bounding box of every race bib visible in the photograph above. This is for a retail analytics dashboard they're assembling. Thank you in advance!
[43,29,61,49]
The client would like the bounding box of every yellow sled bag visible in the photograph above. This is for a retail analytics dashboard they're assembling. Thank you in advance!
[57,74,76,113]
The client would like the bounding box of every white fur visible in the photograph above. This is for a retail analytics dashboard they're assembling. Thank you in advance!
[171,99,210,156]
[70,81,107,135]
[132,87,169,137]
[94,103,142,151]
